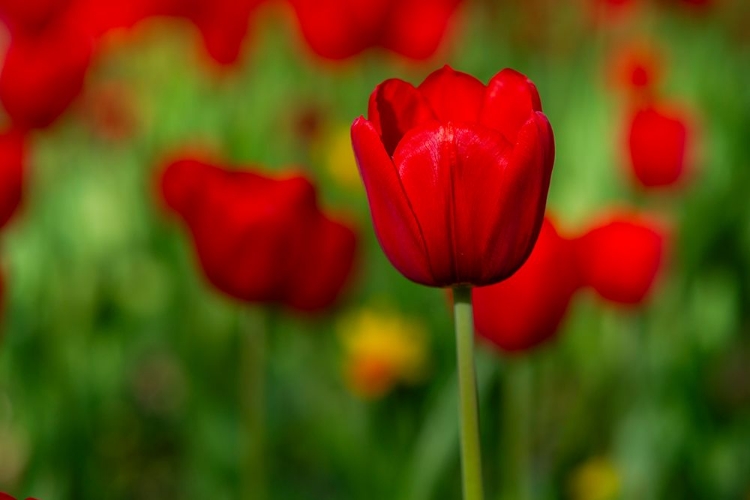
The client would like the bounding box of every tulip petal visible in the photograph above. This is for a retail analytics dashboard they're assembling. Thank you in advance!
[477,113,554,281]
[417,65,486,123]
[351,117,435,285]
[628,106,688,187]
[285,214,357,311]
[368,78,436,156]
[474,218,579,352]
[288,0,385,59]
[479,68,542,143]
[380,0,460,59]
[575,215,664,304]
[394,117,552,286]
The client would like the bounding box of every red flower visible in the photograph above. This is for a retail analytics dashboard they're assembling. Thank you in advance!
[575,212,665,305]
[0,493,39,500]
[0,129,25,229]
[351,65,554,287]
[0,0,72,34]
[626,104,691,188]
[287,0,461,60]
[0,22,92,129]
[607,41,662,95]
[473,218,579,352]
[159,158,357,311]
[184,0,263,65]
[473,211,665,353]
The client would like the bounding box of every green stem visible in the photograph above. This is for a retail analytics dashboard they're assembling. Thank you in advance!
[240,308,268,500]
[501,358,532,500]
[453,285,485,500]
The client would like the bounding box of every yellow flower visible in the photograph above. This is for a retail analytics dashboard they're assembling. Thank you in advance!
[569,456,621,500]
[338,308,429,399]
[322,125,362,190]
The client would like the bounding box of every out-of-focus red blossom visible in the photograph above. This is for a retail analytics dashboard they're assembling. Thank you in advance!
[607,42,662,95]
[473,212,666,353]
[473,218,579,352]
[0,22,92,129]
[0,129,24,229]
[0,493,39,500]
[352,65,554,288]
[587,0,640,26]
[182,0,263,65]
[0,0,72,34]
[575,212,666,305]
[159,158,357,312]
[627,104,691,188]
[287,0,462,60]
[65,0,262,63]
[64,0,168,37]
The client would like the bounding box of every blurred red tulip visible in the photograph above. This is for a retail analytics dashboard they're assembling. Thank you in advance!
[0,22,92,129]
[184,0,262,65]
[65,0,168,37]
[0,0,72,34]
[287,0,461,60]
[587,0,640,27]
[64,0,260,64]
[627,104,691,188]
[473,218,579,352]
[351,65,554,287]
[0,493,39,500]
[0,129,24,229]
[607,42,662,95]
[575,212,665,305]
[159,158,357,311]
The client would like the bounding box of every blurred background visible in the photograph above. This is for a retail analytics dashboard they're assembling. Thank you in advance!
[0,0,749,498]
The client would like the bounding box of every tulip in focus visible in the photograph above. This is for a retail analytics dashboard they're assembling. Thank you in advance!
[159,157,357,312]
[288,0,462,60]
[338,308,428,399]
[626,104,691,188]
[351,65,555,287]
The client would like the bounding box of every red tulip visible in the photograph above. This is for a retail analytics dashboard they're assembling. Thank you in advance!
[64,0,168,37]
[0,493,39,500]
[0,22,92,129]
[575,212,665,305]
[0,129,25,229]
[607,42,662,95]
[473,218,579,352]
[184,0,262,65]
[0,0,72,34]
[626,104,691,188]
[159,158,357,311]
[351,65,554,287]
[287,0,461,60]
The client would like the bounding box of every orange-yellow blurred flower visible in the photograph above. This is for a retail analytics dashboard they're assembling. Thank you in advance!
[338,308,428,399]
[320,124,362,191]
[569,456,621,500]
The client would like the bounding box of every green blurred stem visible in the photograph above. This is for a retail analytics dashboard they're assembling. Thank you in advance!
[500,358,532,500]
[240,308,268,500]
[453,285,485,500]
